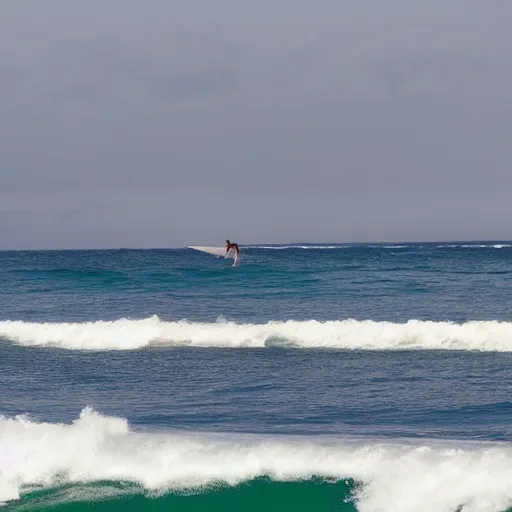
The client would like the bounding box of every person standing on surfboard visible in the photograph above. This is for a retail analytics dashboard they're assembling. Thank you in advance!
[225,240,240,265]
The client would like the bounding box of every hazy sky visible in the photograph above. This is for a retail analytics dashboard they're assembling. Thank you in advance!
[1,1,511,248]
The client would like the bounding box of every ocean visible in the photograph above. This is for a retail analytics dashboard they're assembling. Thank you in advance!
[1,243,512,511]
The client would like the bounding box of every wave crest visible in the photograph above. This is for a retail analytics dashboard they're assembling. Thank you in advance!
[1,408,512,511]
[1,317,512,351]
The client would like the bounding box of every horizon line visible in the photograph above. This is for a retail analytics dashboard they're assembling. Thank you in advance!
[0,239,511,252]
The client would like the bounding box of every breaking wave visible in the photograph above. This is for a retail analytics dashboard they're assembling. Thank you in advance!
[1,408,512,511]
[245,245,341,249]
[1,317,512,351]
[245,243,511,250]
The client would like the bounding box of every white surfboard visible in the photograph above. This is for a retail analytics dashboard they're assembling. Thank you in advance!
[187,246,233,258]
[187,246,239,266]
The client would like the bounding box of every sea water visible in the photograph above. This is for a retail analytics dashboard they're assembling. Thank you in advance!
[1,243,512,511]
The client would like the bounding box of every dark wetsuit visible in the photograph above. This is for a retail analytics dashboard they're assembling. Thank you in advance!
[226,242,239,256]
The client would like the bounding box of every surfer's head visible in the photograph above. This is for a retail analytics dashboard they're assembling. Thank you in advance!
[226,239,230,245]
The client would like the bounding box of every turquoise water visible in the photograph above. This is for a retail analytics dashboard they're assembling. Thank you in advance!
[1,243,512,511]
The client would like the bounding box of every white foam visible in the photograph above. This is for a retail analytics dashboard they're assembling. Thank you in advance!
[1,408,512,511]
[245,245,341,249]
[245,244,512,250]
[2,317,512,352]
[248,245,407,249]
[438,244,512,249]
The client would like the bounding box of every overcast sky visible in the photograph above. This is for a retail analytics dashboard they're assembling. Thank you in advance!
[1,1,511,248]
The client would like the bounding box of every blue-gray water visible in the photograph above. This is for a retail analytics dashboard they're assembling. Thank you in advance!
[1,243,512,512]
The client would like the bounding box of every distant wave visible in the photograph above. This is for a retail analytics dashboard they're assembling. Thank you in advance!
[371,245,408,249]
[1,407,512,511]
[2,317,512,351]
[439,244,512,249]
[244,245,341,249]
[245,245,407,249]
[244,244,511,250]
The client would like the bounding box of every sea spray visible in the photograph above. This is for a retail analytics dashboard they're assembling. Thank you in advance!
[1,408,512,511]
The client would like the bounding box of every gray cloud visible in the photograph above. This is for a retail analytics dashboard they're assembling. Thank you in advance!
[1,1,511,248]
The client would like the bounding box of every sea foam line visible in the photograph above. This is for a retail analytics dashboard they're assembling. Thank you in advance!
[1,317,512,351]
[244,244,511,249]
[1,407,512,512]
[245,245,407,249]
[244,245,342,249]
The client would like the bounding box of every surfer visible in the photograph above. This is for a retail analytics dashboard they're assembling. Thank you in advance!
[225,240,239,257]
[225,240,240,265]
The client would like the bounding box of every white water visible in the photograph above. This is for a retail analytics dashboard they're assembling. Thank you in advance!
[1,316,512,351]
[0,408,511,511]
[440,244,512,249]
[245,245,341,249]
[246,244,512,249]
